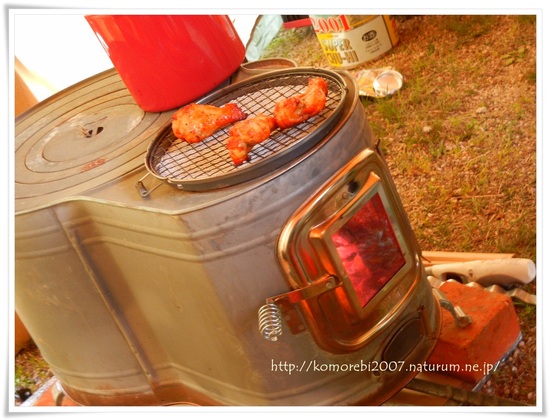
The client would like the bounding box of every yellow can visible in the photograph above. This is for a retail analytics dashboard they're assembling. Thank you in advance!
[310,15,399,69]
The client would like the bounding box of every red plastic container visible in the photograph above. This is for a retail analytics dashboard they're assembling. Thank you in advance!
[85,15,246,112]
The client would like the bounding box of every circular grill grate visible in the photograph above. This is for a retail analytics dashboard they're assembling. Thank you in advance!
[144,68,347,191]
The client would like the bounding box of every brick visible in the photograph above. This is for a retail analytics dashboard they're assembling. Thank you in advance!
[427,281,521,383]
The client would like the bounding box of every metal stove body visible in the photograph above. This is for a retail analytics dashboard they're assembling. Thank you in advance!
[14,68,440,406]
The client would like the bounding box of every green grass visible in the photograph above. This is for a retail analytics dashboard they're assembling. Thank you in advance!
[355,16,537,263]
[15,343,52,395]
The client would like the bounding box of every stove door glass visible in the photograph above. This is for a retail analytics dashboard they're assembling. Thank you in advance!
[331,192,406,307]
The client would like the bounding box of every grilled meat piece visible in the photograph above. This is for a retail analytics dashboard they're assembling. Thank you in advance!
[226,115,277,166]
[172,103,247,143]
[273,77,328,129]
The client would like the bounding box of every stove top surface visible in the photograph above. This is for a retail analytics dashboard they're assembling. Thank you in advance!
[15,69,172,213]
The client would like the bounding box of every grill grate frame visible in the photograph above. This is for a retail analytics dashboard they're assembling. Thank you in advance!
[145,69,348,191]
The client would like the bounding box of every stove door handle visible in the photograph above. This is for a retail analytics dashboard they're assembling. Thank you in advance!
[269,275,340,305]
[258,275,341,341]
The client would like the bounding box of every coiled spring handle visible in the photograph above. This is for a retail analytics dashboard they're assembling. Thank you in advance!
[258,302,283,341]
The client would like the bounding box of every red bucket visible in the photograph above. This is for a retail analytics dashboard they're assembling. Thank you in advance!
[85,15,246,112]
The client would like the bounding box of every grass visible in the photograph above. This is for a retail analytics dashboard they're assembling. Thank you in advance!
[14,342,53,404]
[268,16,537,250]
[376,16,536,259]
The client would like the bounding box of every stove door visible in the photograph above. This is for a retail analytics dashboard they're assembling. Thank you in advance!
[271,148,431,353]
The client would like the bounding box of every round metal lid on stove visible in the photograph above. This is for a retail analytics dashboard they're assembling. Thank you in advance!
[144,68,349,192]
[15,69,172,213]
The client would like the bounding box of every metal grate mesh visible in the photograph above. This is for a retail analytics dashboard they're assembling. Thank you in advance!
[146,71,346,189]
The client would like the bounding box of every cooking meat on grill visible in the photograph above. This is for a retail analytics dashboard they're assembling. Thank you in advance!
[172,103,247,143]
[226,115,277,166]
[273,77,328,129]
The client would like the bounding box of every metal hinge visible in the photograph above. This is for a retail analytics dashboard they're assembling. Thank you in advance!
[258,275,341,341]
